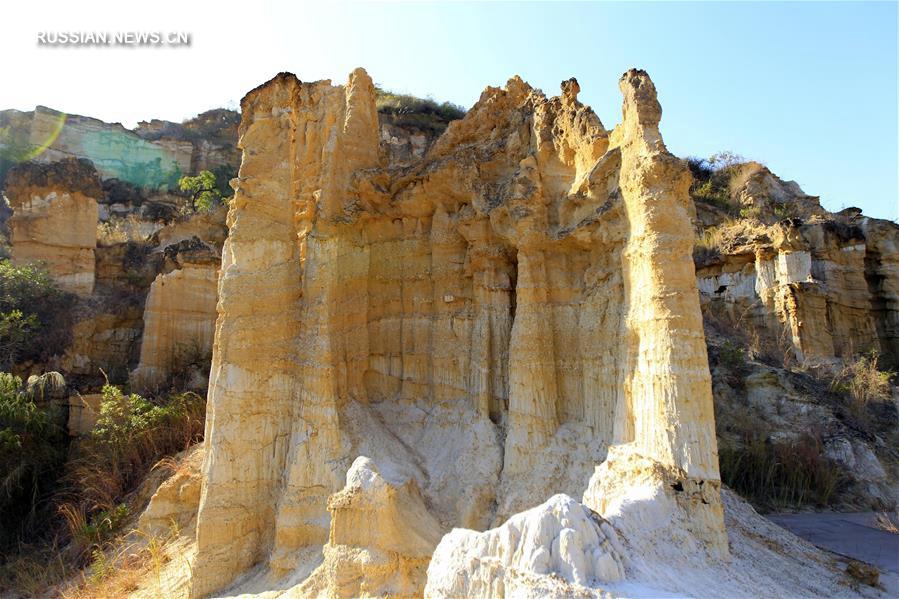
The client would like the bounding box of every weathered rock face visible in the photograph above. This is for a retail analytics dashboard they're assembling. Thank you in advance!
[66,393,103,436]
[131,237,221,392]
[863,217,899,365]
[190,67,723,597]
[378,117,444,167]
[5,158,101,295]
[692,162,827,229]
[138,444,204,538]
[1,106,239,190]
[1,105,233,386]
[297,456,444,597]
[697,216,899,368]
[426,493,625,598]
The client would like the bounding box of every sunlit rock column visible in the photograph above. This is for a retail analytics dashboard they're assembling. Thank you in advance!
[131,250,219,392]
[611,69,727,551]
[190,73,305,598]
[6,158,101,295]
[270,68,381,575]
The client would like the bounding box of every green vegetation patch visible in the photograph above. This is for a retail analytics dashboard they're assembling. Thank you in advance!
[0,261,74,369]
[375,87,466,133]
[178,167,235,212]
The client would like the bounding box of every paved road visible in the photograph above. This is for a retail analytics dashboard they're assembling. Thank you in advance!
[767,512,899,574]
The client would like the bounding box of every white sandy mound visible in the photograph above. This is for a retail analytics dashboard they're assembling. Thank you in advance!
[584,446,880,598]
[425,493,625,598]
[426,445,891,599]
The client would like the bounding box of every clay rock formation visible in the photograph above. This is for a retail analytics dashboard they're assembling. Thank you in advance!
[1,106,238,189]
[138,444,204,537]
[424,448,885,599]
[298,457,443,597]
[5,158,101,295]
[131,236,221,391]
[189,66,724,598]
[697,215,899,367]
[426,493,625,598]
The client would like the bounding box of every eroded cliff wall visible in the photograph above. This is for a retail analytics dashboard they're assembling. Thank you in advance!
[190,67,724,597]
[2,103,234,392]
[131,245,220,391]
[1,106,239,189]
[697,214,899,368]
[5,158,101,295]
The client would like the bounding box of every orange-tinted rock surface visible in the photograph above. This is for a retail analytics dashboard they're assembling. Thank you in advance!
[5,158,101,295]
[189,67,724,597]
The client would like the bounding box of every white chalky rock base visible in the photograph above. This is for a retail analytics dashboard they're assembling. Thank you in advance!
[425,494,624,598]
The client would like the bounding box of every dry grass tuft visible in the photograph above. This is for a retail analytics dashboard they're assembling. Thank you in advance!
[719,430,843,510]
[96,215,151,246]
[0,539,71,596]
[875,510,899,535]
[59,521,181,599]
[831,352,893,423]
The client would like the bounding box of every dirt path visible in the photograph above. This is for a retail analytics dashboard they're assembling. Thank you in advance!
[767,512,899,574]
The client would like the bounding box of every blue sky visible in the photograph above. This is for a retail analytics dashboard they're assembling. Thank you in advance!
[5,1,898,219]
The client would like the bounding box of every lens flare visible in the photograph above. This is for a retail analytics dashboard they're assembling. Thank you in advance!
[24,111,67,160]
[0,111,67,164]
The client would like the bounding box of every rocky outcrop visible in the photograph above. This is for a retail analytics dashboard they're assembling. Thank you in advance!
[297,457,443,597]
[427,448,884,599]
[728,162,826,221]
[189,67,725,598]
[5,158,101,295]
[66,393,103,436]
[426,494,625,598]
[692,161,827,229]
[1,106,238,190]
[697,215,899,368]
[863,217,899,366]
[131,237,221,392]
[135,108,241,175]
[138,444,204,538]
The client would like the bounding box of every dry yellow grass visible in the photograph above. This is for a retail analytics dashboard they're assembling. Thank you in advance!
[875,510,899,535]
[58,522,182,599]
[96,215,150,246]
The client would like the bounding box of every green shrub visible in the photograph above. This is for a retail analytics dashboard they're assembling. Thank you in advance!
[65,386,204,514]
[692,178,732,209]
[687,152,748,213]
[86,547,113,586]
[211,164,237,198]
[0,260,74,369]
[79,504,130,549]
[718,340,748,371]
[0,372,67,547]
[739,205,763,220]
[773,203,796,220]
[375,87,466,133]
[178,169,229,212]
[1,381,203,590]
